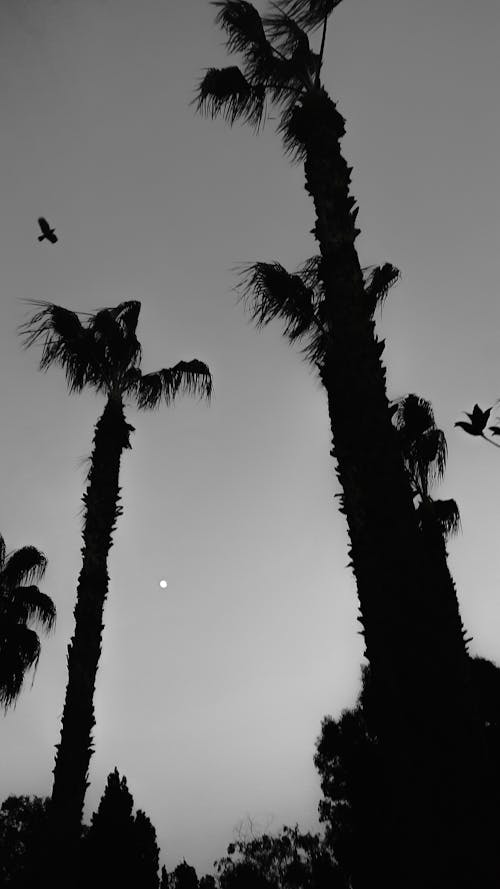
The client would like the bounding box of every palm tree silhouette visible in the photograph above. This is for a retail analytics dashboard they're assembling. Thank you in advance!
[20,299,212,879]
[0,533,54,711]
[393,394,461,538]
[196,3,486,885]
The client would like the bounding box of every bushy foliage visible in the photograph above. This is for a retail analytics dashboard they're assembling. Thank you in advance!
[0,795,50,888]
[315,656,500,887]
[79,768,160,888]
[214,824,345,889]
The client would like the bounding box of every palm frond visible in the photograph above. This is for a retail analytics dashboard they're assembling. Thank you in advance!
[136,361,212,409]
[110,300,141,337]
[214,1,268,55]
[296,254,322,289]
[214,0,274,82]
[431,499,461,538]
[91,303,142,370]
[417,498,461,541]
[417,428,447,487]
[363,263,400,314]
[1,546,47,589]
[20,300,84,350]
[263,8,320,85]
[393,394,448,498]
[0,625,41,711]
[238,261,317,341]
[393,394,436,441]
[264,8,310,53]
[277,0,343,31]
[0,535,5,572]
[195,66,266,128]
[4,587,56,632]
[19,301,97,393]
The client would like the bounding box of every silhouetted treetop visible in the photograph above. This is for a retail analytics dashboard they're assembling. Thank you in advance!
[196,1,345,156]
[0,533,54,711]
[20,301,212,406]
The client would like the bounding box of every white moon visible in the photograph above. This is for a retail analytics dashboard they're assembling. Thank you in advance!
[159,579,168,589]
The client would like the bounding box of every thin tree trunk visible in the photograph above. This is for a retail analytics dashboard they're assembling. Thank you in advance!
[290,89,492,887]
[47,394,134,885]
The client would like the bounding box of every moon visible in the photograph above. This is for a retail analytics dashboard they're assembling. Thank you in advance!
[159,579,168,589]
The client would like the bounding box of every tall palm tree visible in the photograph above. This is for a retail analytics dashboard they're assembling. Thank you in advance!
[20,299,212,880]
[196,4,489,886]
[0,533,54,711]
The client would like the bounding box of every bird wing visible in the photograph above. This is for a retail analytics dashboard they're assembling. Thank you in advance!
[38,217,49,233]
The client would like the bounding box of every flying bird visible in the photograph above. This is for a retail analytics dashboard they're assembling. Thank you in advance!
[37,217,58,244]
[454,404,491,436]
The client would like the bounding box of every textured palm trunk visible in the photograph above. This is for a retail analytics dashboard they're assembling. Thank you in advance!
[291,89,491,887]
[47,394,134,884]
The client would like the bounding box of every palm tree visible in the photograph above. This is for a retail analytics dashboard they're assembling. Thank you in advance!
[196,4,488,886]
[392,394,476,651]
[20,299,212,881]
[0,533,54,711]
[393,393,461,533]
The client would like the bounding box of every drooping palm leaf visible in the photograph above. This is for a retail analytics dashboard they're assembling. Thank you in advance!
[196,66,267,128]
[426,498,461,539]
[264,7,311,54]
[363,263,400,314]
[1,546,48,588]
[214,0,274,83]
[19,302,98,394]
[3,587,56,632]
[263,7,320,86]
[0,535,5,572]
[416,428,447,487]
[237,260,330,366]
[296,254,322,290]
[238,260,317,340]
[0,624,41,710]
[277,0,343,31]
[393,394,448,500]
[135,361,212,409]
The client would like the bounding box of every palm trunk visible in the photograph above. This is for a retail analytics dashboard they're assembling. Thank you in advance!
[290,89,492,887]
[47,394,134,883]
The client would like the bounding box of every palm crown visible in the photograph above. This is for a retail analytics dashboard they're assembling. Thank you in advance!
[392,394,460,539]
[0,534,54,710]
[237,254,400,366]
[196,1,344,156]
[20,300,212,407]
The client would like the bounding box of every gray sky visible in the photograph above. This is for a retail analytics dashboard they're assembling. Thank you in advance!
[0,0,498,875]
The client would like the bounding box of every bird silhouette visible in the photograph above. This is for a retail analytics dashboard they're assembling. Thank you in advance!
[37,217,58,244]
[454,404,491,436]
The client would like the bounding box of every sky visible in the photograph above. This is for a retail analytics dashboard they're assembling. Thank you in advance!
[0,0,499,875]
